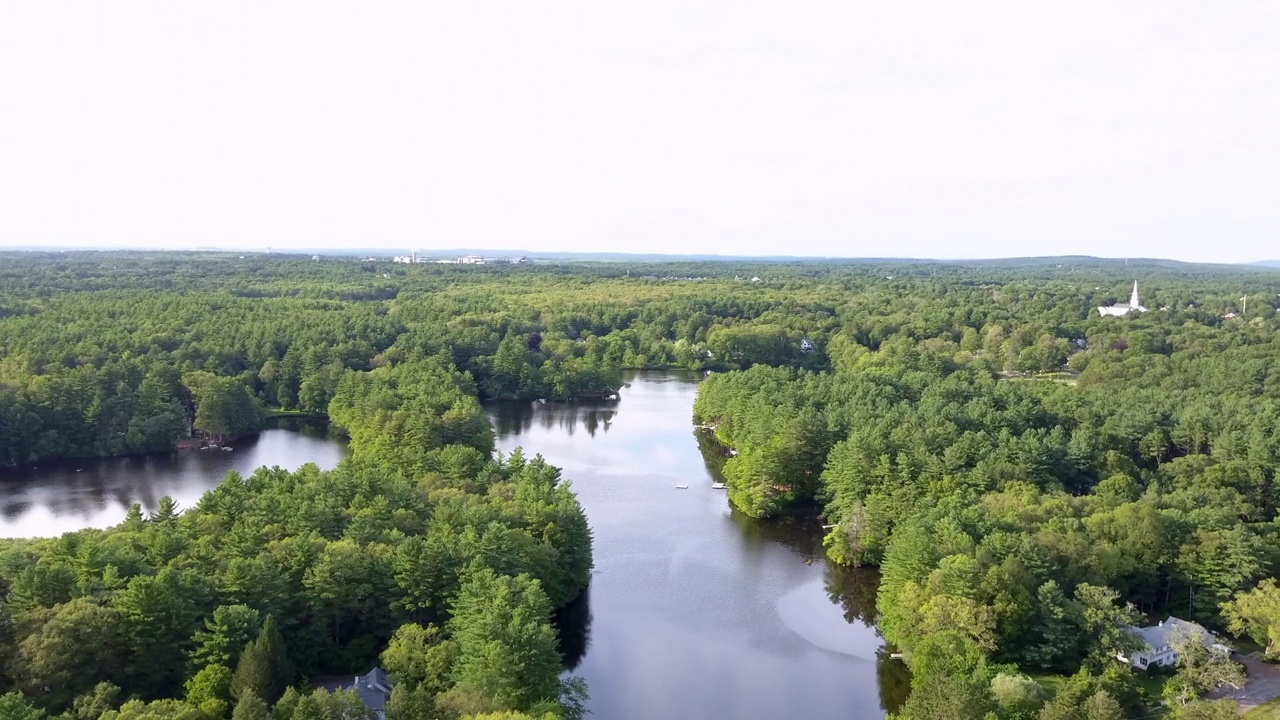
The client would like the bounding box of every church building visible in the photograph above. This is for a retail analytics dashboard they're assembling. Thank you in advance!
[1098,282,1147,317]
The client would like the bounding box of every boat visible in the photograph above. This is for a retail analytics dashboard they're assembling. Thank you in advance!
[675,484,689,489]
[711,483,727,490]
[222,446,233,452]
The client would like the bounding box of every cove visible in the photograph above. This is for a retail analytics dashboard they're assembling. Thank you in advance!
[489,371,908,720]
[0,419,347,538]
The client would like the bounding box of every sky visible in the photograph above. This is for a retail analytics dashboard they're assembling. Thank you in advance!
[1,2,1278,262]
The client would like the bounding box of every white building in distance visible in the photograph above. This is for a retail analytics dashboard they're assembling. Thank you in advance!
[458,255,485,265]
[1098,282,1148,317]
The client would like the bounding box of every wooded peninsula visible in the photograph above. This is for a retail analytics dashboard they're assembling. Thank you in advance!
[3,251,1280,720]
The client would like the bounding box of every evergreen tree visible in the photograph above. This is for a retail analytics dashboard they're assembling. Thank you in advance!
[1080,690,1124,720]
[230,692,271,720]
[191,604,262,669]
[230,615,292,705]
[447,570,563,711]
[1026,580,1078,671]
[230,639,271,706]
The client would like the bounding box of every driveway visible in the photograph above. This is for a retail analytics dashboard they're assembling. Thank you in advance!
[1210,653,1280,710]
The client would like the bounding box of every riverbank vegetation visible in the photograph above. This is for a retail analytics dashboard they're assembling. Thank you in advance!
[693,266,1280,718]
[4,251,1280,718]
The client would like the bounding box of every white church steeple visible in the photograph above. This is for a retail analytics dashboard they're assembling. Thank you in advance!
[1098,281,1148,317]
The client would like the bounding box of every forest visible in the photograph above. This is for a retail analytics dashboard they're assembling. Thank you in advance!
[693,264,1280,718]
[2,250,1280,719]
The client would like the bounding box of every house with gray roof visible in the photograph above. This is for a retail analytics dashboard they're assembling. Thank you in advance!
[317,667,393,719]
[1116,617,1229,669]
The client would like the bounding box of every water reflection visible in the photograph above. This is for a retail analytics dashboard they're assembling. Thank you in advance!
[487,371,907,720]
[877,648,912,713]
[490,400,617,439]
[0,419,347,538]
[554,586,593,671]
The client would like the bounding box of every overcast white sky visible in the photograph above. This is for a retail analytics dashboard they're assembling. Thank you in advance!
[2,2,1278,261]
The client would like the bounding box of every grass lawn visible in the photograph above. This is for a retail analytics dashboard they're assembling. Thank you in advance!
[1135,673,1169,702]
[1028,673,1068,697]
[1243,698,1280,719]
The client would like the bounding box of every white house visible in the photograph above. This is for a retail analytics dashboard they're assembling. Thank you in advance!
[1098,282,1148,317]
[1116,617,1229,669]
[458,255,485,265]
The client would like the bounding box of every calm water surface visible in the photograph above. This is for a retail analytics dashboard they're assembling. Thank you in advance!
[0,419,347,538]
[490,371,907,720]
[1,374,908,717]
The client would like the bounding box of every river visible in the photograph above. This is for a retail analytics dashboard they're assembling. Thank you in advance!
[490,371,906,720]
[0,373,906,717]
[0,419,347,538]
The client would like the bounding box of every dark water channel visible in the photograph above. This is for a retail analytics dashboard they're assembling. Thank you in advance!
[489,371,907,720]
[0,419,347,538]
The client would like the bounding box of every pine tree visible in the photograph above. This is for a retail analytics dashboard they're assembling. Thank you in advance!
[448,570,563,711]
[1082,690,1125,720]
[230,692,271,720]
[230,615,292,705]
[230,637,271,705]
[257,615,294,697]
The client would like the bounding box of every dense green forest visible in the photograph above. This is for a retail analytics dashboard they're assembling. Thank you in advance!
[1,367,591,719]
[3,251,1280,719]
[693,264,1280,719]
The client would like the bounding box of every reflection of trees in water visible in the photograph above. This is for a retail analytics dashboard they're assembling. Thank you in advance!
[727,505,826,559]
[823,563,880,627]
[490,402,536,436]
[490,402,616,439]
[731,504,910,714]
[877,648,911,714]
[694,430,729,484]
[268,416,336,440]
[580,409,614,437]
[553,585,593,671]
[823,564,909,714]
[0,453,184,525]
